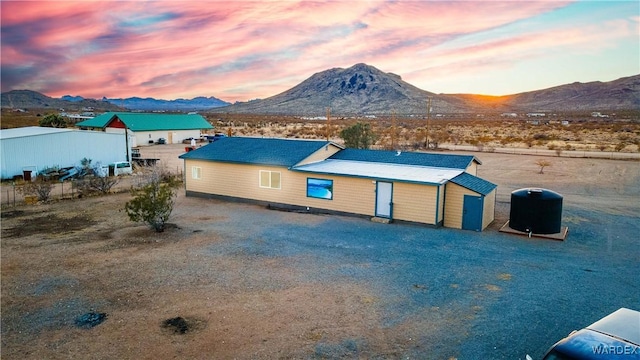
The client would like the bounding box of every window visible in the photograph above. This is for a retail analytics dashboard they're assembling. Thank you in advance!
[259,170,281,189]
[307,178,333,200]
[192,166,201,180]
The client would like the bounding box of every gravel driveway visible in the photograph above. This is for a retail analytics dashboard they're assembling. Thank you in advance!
[172,196,640,359]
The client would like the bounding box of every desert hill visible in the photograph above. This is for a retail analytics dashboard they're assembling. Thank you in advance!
[2,64,638,115]
[214,64,639,115]
[1,90,122,112]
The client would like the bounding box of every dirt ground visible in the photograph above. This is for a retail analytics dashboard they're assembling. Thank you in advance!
[1,143,639,359]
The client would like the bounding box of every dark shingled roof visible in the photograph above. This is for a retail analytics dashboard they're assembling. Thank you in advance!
[179,137,332,167]
[449,172,497,195]
[329,148,479,169]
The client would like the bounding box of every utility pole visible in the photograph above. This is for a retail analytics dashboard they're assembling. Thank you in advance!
[391,109,397,150]
[426,96,432,149]
[326,107,331,141]
[124,127,130,162]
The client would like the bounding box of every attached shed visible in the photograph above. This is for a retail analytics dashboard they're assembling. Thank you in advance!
[0,126,129,180]
[76,112,213,147]
[179,137,497,231]
[444,172,497,231]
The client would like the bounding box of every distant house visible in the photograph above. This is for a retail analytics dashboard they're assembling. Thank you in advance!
[76,112,213,147]
[179,137,497,231]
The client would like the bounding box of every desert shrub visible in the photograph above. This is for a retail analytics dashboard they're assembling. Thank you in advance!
[75,175,119,195]
[125,167,180,232]
[39,113,66,128]
[18,178,54,202]
[340,122,377,149]
[535,159,552,174]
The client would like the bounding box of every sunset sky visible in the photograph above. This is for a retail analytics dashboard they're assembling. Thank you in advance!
[1,1,638,103]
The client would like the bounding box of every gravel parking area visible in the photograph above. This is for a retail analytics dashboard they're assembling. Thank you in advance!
[1,144,639,359]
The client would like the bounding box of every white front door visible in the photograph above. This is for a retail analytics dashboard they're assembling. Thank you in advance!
[376,182,393,218]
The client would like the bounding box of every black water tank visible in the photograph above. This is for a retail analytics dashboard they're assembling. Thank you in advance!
[509,188,563,234]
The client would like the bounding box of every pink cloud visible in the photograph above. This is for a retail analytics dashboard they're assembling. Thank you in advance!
[1,0,635,102]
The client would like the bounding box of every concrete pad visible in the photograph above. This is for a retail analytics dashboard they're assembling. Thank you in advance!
[499,220,569,241]
[371,217,391,224]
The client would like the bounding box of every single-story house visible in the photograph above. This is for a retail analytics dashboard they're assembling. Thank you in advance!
[0,126,129,180]
[76,112,213,147]
[179,137,497,231]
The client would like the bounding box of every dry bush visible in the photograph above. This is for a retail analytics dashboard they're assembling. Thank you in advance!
[535,159,552,174]
[17,178,54,202]
[74,176,119,195]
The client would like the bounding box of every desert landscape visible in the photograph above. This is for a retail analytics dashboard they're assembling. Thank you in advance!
[1,142,638,359]
[2,2,639,358]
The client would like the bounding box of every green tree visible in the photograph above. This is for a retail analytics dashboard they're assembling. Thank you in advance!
[124,168,180,232]
[339,122,377,149]
[39,113,67,128]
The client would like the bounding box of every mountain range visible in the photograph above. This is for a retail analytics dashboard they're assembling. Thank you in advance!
[97,96,229,111]
[1,63,638,115]
[215,63,639,115]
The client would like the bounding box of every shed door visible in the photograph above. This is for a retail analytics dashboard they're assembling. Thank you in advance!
[462,195,483,231]
[376,182,393,218]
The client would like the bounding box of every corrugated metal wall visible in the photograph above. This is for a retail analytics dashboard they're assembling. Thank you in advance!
[1,131,128,179]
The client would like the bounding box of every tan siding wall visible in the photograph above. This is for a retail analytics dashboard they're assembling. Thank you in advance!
[443,182,479,229]
[444,182,495,231]
[186,159,478,227]
[318,176,376,216]
[482,189,496,229]
[392,183,438,225]
[466,162,478,176]
[438,185,445,223]
[185,160,377,216]
[295,144,342,166]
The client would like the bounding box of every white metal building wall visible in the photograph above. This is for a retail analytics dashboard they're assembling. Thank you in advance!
[131,130,201,146]
[1,130,129,179]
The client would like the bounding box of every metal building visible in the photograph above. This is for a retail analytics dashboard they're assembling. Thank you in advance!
[76,112,213,147]
[0,126,129,180]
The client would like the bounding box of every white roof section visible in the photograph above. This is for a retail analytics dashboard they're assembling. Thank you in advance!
[0,126,73,140]
[587,308,640,346]
[293,159,464,185]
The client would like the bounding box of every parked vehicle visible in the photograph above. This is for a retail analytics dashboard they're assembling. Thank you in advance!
[206,134,226,143]
[182,137,195,144]
[528,308,640,360]
[109,161,133,176]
